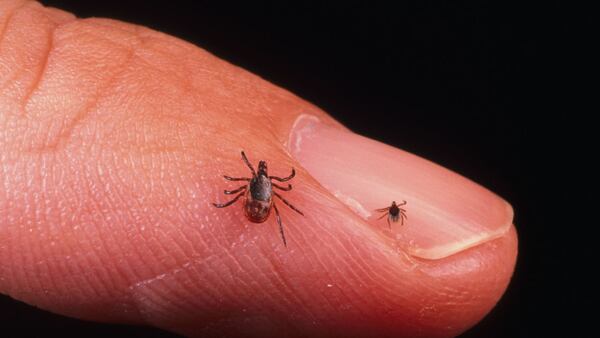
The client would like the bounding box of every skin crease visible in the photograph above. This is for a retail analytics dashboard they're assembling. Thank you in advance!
[0,1,518,337]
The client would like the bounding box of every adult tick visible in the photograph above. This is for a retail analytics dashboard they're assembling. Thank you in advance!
[212,151,303,246]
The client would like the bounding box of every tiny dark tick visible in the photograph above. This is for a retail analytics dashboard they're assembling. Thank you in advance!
[212,151,303,246]
[375,200,407,229]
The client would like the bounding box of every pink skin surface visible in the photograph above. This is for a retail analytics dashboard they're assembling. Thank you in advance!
[0,1,518,337]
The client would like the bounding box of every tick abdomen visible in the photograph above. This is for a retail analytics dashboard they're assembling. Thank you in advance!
[246,175,272,222]
[244,197,272,223]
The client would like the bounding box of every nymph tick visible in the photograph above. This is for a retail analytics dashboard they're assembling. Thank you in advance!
[375,200,407,228]
[212,151,303,246]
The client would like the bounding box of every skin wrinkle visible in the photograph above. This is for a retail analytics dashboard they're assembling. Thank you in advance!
[80,200,134,302]
[133,279,190,325]
[67,153,133,299]
[338,251,390,319]
[81,20,280,123]
[112,185,168,283]
[217,252,255,304]
[11,161,43,300]
[10,182,30,299]
[77,159,148,305]
[130,251,227,320]
[194,252,253,304]
[136,258,235,328]
[39,157,81,304]
[255,245,316,324]
[130,226,323,330]
[150,211,193,272]
[288,232,342,322]
[165,194,213,263]
[327,241,379,315]
[217,247,265,302]
[97,114,212,304]
[284,187,383,319]
[34,154,77,304]
[323,230,423,329]
[305,258,348,327]
[121,153,193,272]
[163,272,214,322]
[306,200,389,305]
[297,221,366,321]
[96,153,169,286]
[204,251,258,306]
[310,199,401,328]
[136,263,201,315]
[21,16,176,156]
[169,258,226,314]
[0,0,27,53]
[0,160,8,291]
[20,12,53,118]
[349,268,406,332]
[31,48,136,154]
[0,6,59,148]
[239,252,296,317]
[0,67,27,96]
[157,279,208,326]
[62,203,119,305]
[45,159,97,305]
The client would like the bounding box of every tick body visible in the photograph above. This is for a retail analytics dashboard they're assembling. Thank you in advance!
[375,200,407,229]
[212,151,303,246]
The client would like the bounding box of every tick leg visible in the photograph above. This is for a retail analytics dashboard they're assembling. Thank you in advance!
[224,175,251,181]
[212,191,244,208]
[273,191,304,216]
[273,203,287,247]
[400,210,408,225]
[376,212,392,229]
[397,200,407,206]
[270,168,295,182]
[375,207,391,212]
[224,185,247,195]
[241,151,257,176]
[272,183,292,191]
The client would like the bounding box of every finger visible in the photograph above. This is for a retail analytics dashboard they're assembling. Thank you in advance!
[0,2,517,338]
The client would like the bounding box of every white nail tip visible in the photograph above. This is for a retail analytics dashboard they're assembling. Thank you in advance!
[404,220,512,260]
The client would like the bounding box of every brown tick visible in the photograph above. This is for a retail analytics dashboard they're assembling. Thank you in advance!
[212,151,303,246]
[375,200,407,229]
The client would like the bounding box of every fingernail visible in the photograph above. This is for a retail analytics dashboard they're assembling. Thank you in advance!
[288,115,513,259]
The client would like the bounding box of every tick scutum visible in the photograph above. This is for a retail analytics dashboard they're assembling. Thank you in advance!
[250,162,272,202]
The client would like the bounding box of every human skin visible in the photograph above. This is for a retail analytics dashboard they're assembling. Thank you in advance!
[0,1,517,337]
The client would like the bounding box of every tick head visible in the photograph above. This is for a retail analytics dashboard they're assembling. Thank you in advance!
[258,161,268,175]
[389,201,400,215]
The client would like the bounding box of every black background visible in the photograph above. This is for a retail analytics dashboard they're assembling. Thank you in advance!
[1,1,588,337]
